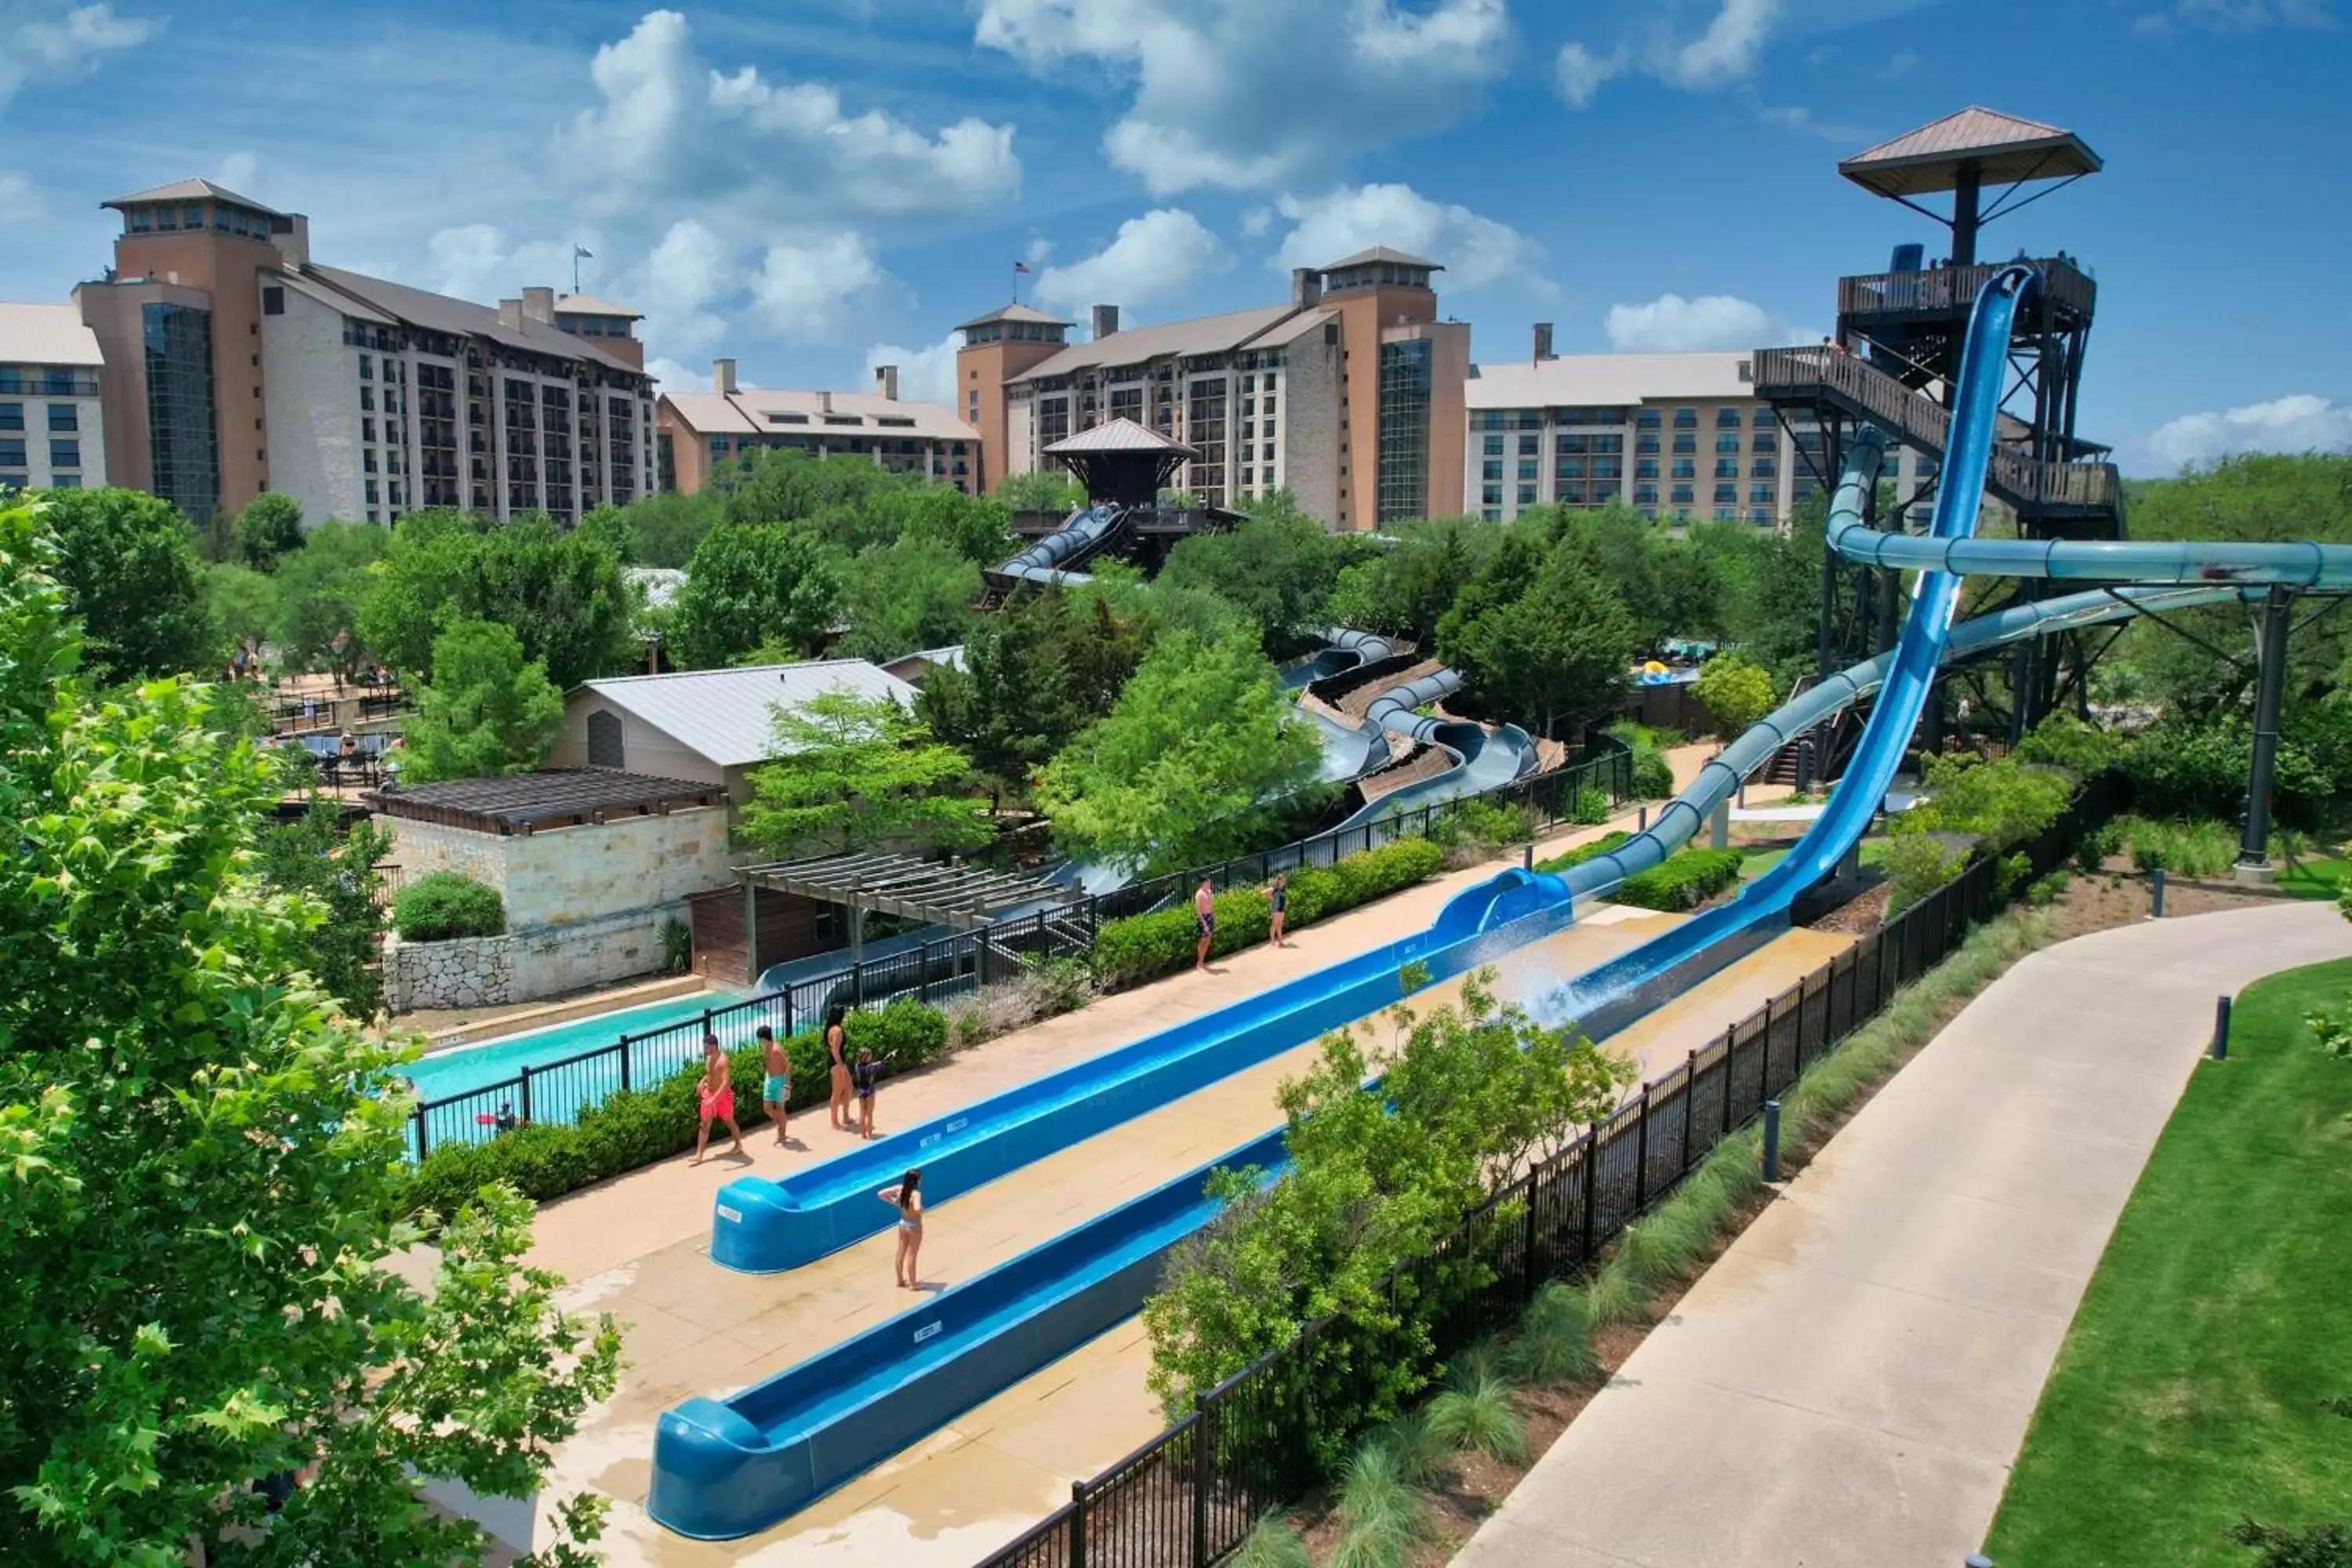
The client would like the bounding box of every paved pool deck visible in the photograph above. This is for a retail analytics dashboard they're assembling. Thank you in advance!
[1447,901,2352,1568]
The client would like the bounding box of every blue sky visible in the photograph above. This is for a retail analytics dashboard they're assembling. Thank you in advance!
[3,0,2347,475]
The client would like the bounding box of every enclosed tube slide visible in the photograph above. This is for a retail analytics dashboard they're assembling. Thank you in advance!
[991,502,1127,589]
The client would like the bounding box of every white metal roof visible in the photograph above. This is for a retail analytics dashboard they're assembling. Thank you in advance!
[1010,303,1304,384]
[1465,350,1770,410]
[0,303,104,367]
[555,292,642,319]
[105,177,282,214]
[1322,246,1442,270]
[570,659,920,768]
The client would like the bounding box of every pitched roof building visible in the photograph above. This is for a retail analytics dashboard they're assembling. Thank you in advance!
[71,180,655,529]
[549,657,920,793]
[0,302,108,492]
[656,359,981,497]
[960,252,1468,532]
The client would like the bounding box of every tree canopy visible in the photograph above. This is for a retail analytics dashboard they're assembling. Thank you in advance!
[838,533,982,662]
[400,619,564,783]
[270,520,389,675]
[0,499,619,1567]
[995,469,1087,515]
[358,510,634,690]
[667,521,840,669]
[232,492,306,571]
[1693,652,1777,742]
[738,689,989,859]
[1322,516,1501,643]
[37,487,216,683]
[1157,493,1345,655]
[918,585,1156,793]
[1035,625,1327,874]
[1437,530,1639,739]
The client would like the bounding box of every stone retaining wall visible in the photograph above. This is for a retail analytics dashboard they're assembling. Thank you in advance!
[388,905,683,1013]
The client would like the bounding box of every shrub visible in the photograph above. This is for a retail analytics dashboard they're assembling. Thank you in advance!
[1569,785,1611,825]
[1609,722,1675,799]
[946,956,1094,1051]
[1330,1440,1426,1568]
[1092,838,1442,989]
[1613,847,1744,911]
[1536,830,1632,875]
[393,871,506,942]
[1425,1360,1530,1466]
[842,996,949,1069]
[660,916,691,974]
[1882,832,1965,914]
[2074,821,2123,875]
[2013,713,2125,777]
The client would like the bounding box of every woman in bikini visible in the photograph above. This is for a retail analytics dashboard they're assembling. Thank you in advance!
[878,1167,924,1288]
[1268,872,1290,948]
[825,1004,852,1131]
[691,1033,744,1165]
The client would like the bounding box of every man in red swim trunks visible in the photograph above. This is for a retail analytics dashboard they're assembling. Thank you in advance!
[691,1032,746,1165]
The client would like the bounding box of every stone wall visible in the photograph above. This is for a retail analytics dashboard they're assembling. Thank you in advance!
[387,804,733,930]
[387,906,682,1013]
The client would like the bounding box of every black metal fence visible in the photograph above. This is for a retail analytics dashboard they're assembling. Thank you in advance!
[406,739,1636,1163]
[972,771,2122,1568]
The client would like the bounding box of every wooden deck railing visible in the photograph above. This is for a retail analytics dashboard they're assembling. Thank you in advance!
[1752,347,2121,514]
[1838,256,2096,323]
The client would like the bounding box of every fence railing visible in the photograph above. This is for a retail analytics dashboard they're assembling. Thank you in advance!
[973,771,2123,1568]
[404,738,1635,1163]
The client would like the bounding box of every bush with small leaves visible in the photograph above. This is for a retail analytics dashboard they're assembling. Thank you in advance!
[393,870,506,942]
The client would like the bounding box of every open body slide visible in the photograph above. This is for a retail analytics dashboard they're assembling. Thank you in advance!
[649,265,2352,1540]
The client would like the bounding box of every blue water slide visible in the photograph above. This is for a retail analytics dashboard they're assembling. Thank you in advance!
[1334,664,1541,830]
[655,1123,1293,1539]
[709,868,1573,1274]
[989,502,1128,590]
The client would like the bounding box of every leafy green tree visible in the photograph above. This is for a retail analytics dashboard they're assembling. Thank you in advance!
[801,484,1012,565]
[1144,970,1634,1444]
[271,520,390,674]
[1159,492,1342,655]
[256,795,395,1019]
[995,468,1087,515]
[575,502,637,564]
[669,521,841,669]
[1438,536,1638,739]
[401,619,564,783]
[918,586,1155,793]
[610,488,724,569]
[717,446,908,528]
[203,561,279,662]
[358,511,633,690]
[0,499,619,1568]
[36,486,215,682]
[1693,652,1776,742]
[233,492,306,570]
[1036,625,1326,874]
[738,688,989,859]
[840,534,982,660]
[1321,517,1499,643]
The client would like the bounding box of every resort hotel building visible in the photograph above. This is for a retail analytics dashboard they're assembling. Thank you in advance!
[0,303,107,492]
[655,360,981,497]
[67,178,657,530]
[962,249,1469,530]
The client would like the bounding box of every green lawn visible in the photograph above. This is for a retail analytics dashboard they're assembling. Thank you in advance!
[1736,836,1890,882]
[1984,956,2352,1566]
[2275,855,2350,902]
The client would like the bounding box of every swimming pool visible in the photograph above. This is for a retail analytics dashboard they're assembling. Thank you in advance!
[405,989,757,1156]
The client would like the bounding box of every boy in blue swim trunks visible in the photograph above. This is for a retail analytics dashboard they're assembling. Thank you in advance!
[758,1024,791,1148]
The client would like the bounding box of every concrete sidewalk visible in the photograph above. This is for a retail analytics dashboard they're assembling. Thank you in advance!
[1450,902,2352,1568]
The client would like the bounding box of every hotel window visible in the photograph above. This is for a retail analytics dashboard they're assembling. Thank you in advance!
[1517,485,1537,505]
[1264,397,1276,417]
[1517,460,1537,481]
[359,387,374,412]
[1716,507,1737,521]
[1635,459,1657,480]
[49,440,78,469]
[0,404,18,431]
[1673,434,1695,455]
[1751,459,1776,478]
[1519,434,1539,456]
[0,440,22,466]
[1484,434,1503,456]
[1753,407,1777,426]
[1481,484,1501,506]
[358,355,372,379]
[1634,485,1658,504]
[1716,435,1740,454]
[1592,459,1621,481]
[1557,434,1588,454]
[1673,408,1697,429]
[1671,485,1693,505]
[49,473,80,489]
[1593,483,1620,503]
[1715,485,1737,505]
[365,480,379,505]
[1671,459,1695,480]
[1556,459,1584,481]
[1636,434,1659,455]
[362,417,376,443]
[1715,459,1738,479]
[1749,509,1771,523]
[1636,409,1661,430]
[1483,459,1502,481]
[1751,432,1776,453]
[1751,485,1776,504]
[1717,408,1742,428]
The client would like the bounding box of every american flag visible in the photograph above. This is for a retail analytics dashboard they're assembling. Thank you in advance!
[1014,260,1031,274]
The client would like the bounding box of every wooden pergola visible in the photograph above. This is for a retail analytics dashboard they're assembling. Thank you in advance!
[735,850,1073,961]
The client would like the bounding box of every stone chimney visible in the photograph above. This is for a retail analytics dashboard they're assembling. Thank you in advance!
[1534,322,1555,362]
[521,286,556,324]
[1091,304,1119,340]
[268,213,310,268]
[713,358,737,394]
[498,299,524,331]
[874,365,899,401]
[1290,267,1322,309]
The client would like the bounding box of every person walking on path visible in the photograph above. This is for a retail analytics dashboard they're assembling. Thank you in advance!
[691,1033,744,1165]
[1194,878,1217,971]
[852,1047,883,1139]
[879,1168,924,1288]
[1268,873,1290,948]
[758,1024,792,1148]
[825,1004,853,1131]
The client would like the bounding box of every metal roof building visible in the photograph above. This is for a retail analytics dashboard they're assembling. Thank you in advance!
[548,658,921,789]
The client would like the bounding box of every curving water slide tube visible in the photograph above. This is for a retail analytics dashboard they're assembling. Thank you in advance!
[652,264,2352,1538]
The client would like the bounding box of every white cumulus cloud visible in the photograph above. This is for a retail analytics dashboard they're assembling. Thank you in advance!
[645,357,708,398]
[974,0,1508,194]
[635,218,734,361]
[750,232,888,344]
[1035,209,1231,314]
[1555,42,1627,108]
[1274,183,1541,292]
[0,2,159,108]
[1605,292,1806,352]
[421,224,594,305]
[866,336,962,410]
[561,10,1019,226]
[2145,394,2352,470]
[1556,0,1787,107]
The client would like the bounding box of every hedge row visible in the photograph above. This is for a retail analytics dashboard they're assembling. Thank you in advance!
[1614,847,1746,911]
[1092,838,1446,989]
[1535,831,1632,875]
[404,998,947,1220]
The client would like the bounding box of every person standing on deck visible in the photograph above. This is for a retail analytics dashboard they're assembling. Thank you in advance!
[1194,878,1216,971]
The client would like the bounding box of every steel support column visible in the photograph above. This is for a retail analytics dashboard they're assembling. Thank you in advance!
[2238,584,2294,869]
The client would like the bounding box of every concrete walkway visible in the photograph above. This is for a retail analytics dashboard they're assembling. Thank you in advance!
[1451,901,2352,1568]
